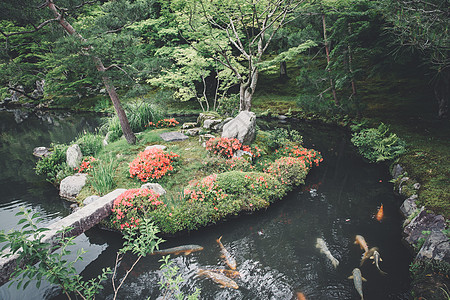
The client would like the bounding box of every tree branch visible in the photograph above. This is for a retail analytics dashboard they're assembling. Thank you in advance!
[0,18,59,37]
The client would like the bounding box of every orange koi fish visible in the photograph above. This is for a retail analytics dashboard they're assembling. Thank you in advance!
[296,292,307,300]
[354,235,369,253]
[376,204,384,222]
[217,236,237,270]
[198,269,239,289]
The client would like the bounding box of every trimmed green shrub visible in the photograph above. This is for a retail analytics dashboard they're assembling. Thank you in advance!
[35,143,70,184]
[74,132,103,156]
[351,123,407,162]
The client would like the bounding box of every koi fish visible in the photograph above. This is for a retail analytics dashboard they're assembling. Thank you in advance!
[151,245,203,256]
[208,269,240,278]
[316,238,339,268]
[376,204,384,221]
[198,269,239,289]
[370,250,387,275]
[354,235,369,253]
[360,247,379,266]
[217,236,237,270]
[296,292,307,300]
[348,268,367,299]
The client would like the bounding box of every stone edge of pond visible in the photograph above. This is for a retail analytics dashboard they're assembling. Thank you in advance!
[390,163,450,298]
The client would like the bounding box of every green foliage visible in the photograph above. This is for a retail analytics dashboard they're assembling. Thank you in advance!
[158,255,201,300]
[88,157,117,196]
[74,132,104,157]
[217,94,240,117]
[0,208,111,298]
[35,143,70,184]
[121,218,164,257]
[102,100,166,142]
[256,128,303,153]
[351,123,407,162]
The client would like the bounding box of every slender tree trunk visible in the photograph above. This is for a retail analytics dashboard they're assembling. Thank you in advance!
[46,0,136,144]
[280,61,288,79]
[434,69,449,119]
[347,24,357,97]
[321,11,338,105]
[239,68,258,111]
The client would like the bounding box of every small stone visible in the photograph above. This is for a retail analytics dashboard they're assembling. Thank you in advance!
[182,122,197,129]
[203,119,222,129]
[199,134,216,143]
[413,183,421,190]
[184,128,201,136]
[391,164,404,179]
[160,132,188,142]
[83,195,100,206]
[278,115,288,120]
[33,146,51,158]
[141,183,166,195]
[59,173,88,201]
[145,145,167,151]
[400,195,418,218]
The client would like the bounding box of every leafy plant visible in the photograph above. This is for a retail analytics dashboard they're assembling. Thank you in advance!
[74,132,104,157]
[351,123,407,162]
[257,128,303,153]
[0,208,111,299]
[159,255,201,300]
[146,118,179,129]
[35,143,70,184]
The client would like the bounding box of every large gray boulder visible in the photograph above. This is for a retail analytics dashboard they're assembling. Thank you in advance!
[66,144,83,168]
[141,183,166,196]
[221,111,256,145]
[59,173,88,201]
[416,230,450,262]
[160,132,188,142]
[403,210,446,245]
[400,195,418,218]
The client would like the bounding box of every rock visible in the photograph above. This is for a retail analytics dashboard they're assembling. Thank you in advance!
[66,144,83,168]
[197,112,219,127]
[59,173,88,201]
[203,119,222,129]
[416,230,450,262]
[403,210,446,246]
[141,183,166,195]
[391,164,404,179]
[184,128,201,136]
[221,111,256,145]
[182,122,198,129]
[397,176,409,195]
[70,203,79,213]
[213,117,233,132]
[145,145,167,151]
[83,195,100,206]
[33,146,52,158]
[278,115,288,120]
[199,134,216,143]
[400,195,418,218]
[160,132,188,142]
[233,150,252,161]
[413,183,421,190]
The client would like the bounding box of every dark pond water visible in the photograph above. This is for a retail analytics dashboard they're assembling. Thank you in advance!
[0,111,412,299]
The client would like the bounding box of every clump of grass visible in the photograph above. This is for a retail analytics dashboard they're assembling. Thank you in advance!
[89,157,117,195]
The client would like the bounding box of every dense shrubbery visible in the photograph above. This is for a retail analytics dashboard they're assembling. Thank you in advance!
[35,143,71,184]
[205,137,262,159]
[74,132,103,157]
[129,148,180,182]
[351,123,406,162]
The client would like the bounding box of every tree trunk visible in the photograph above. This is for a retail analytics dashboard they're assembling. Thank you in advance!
[347,24,357,98]
[434,70,449,119]
[321,11,338,105]
[46,0,136,144]
[239,68,258,111]
[280,61,288,79]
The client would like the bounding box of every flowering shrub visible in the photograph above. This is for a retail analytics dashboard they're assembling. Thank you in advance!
[274,146,323,168]
[205,137,263,159]
[111,188,164,230]
[183,174,228,210]
[129,148,179,182]
[74,156,96,173]
[203,156,255,173]
[265,156,308,186]
[146,118,179,129]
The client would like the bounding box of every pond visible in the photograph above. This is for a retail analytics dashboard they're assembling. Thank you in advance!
[0,110,412,299]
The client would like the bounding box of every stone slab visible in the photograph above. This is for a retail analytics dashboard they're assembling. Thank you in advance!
[159,132,188,142]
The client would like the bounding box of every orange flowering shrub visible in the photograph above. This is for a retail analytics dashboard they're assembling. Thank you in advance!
[265,156,308,186]
[112,188,164,230]
[274,145,323,168]
[74,156,96,173]
[146,118,179,128]
[205,137,262,159]
[183,174,228,210]
[129,148,179,182]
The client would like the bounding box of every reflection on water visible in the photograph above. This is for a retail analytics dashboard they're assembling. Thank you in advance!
[0,114,412,299]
